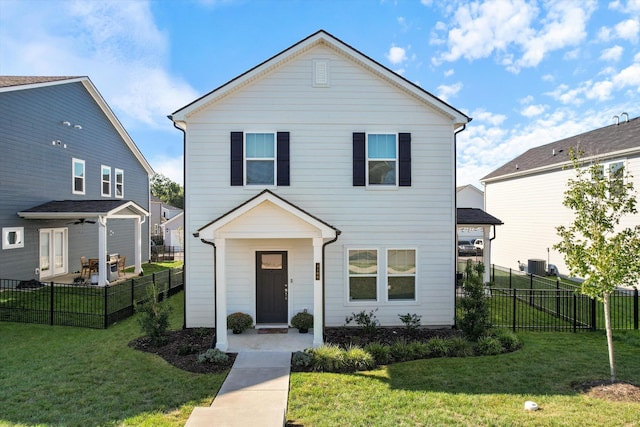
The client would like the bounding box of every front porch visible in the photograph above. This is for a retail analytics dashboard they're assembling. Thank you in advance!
[227,327,313,352]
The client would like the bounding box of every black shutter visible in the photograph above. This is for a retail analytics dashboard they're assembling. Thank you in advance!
[353,132,366,186]
[398,132,411,186]
[276,132,290,186]
[230,132,243,186]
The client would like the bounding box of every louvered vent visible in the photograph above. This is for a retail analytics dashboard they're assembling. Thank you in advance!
[313,60,329,87]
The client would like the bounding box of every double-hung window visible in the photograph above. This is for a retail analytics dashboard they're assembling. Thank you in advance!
[115,169,124,198]
[101,165,111,197]
[387,249,416,301]
[348,249,378,301]
[72,158,85,195]
[245,133,276,185]
[368,134,397,185]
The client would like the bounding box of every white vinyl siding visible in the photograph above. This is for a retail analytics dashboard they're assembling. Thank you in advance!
[182,44,457,328]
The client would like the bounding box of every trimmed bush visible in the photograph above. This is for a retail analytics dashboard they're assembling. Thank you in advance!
[227,312,253,334]
[475,336,503,356]
[364,342,391,365]
[447,336,475,357]
[197,348,230,364]
[292,350,314,368]
[291,311,314,332]
[458,261,492,341]
[344,345,375,372]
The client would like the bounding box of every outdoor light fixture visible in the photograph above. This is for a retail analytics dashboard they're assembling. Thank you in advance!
[73,124,82,130]
[61,120,82,129]
[62,121,71,126]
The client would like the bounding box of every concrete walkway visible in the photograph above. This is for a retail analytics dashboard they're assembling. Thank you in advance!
[184,329,313,427]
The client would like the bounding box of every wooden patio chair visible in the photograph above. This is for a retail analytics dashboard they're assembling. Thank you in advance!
[80,256,90,277]
[88,258,99,275]
[117,256,126,277]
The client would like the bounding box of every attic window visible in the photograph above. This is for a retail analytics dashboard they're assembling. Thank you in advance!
[313,60,329,87]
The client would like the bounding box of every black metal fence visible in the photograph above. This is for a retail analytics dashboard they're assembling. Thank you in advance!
[477,265,639,331]
[151,245,183,262]
[0,267,183,329]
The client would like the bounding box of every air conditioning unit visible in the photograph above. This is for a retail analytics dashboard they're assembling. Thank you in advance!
[527,259,547,276]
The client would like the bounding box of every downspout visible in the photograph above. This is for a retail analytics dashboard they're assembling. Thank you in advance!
[322,230,341,335]
[197,234,217,349]
[170,116,187,329]
[453,122,468,329]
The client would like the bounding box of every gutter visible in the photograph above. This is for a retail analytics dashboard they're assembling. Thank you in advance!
[170,116,187,329]
[322,231,341,334]
[453,121,469,329]
[196,234,217,349]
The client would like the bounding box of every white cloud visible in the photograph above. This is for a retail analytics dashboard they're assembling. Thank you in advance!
[152,155,184,185]
[386,45,408,65]
[471,109,507,126]
[436,82,463,101]
[600,45,624,61]
[521,104,546,117]
[615,19,640,42]
[444,68,455,77]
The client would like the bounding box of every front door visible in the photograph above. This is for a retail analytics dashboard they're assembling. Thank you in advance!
[256,251,288,323]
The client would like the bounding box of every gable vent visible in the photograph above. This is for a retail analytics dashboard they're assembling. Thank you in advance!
[313,60,329,87]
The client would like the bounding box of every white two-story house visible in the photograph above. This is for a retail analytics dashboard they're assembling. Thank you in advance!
[170,30,470,350]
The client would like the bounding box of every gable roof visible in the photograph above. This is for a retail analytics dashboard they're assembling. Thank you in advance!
[170,30,470,128]
[18,200,149,220]
[457,208,503,226]
[0,76,154,176]
[482,116,640,183]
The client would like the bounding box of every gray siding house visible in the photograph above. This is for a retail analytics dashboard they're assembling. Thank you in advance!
[0,76,154,285]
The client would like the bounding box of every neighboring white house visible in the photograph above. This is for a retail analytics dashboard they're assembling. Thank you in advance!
[456,184,484,242]
[170,30,470,350]
[482,115,640,277]
[161,212,184,250]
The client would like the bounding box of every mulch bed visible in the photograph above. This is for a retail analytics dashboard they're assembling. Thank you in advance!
[573,380,640,403]
[324,326,461,347]
[128,328,235,374]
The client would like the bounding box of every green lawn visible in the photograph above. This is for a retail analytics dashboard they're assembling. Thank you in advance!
[287,331,640,426]
[0,291,226,427]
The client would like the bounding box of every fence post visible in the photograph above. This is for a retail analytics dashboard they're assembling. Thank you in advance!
[512,288,517,332]
[529,274,534,306]
[509,268,512,289]
[131,278,135,308]
[590,298,597,331]
[634,289,639,330]
[50,281,54,326]
[103,285,108,329]
[573,293,577,333]
[168,267,172,291]
[556,279,560,317]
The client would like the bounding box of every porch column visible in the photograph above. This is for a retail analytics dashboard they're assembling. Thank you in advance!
[482,227,491,284]
[215,238,228,351]
[312,237,323,348]
[98,216,107,286]
[134,217,142,274]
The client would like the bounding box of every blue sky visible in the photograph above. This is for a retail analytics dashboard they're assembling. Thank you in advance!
[2,0,639,187]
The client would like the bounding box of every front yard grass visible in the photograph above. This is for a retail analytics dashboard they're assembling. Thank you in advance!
[287,331,640,426]
[0,291,225,427]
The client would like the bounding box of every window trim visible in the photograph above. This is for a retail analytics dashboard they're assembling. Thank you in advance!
[72,158,85,195]
[347,248,379,303]
[386,248,417,302]
[244,132,277,187]
[101,165,111,197]
[115,168,124,198]
[2,227,24,250]
[366,133,398,187]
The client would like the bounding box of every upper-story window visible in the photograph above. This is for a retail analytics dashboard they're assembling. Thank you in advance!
[115,168,124,198]
[246,133,276,185]
[367,134,397,185]
[230,131,290,187]
[101,165,111,197]
[72,158,85,195]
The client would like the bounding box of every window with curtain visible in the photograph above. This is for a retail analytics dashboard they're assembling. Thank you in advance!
[348,249,378,301]
[368,134,397,185]
[387,249,416,300]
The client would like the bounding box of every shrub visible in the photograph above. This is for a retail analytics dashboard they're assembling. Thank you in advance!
[389,338,414,363]
[197,348,230,364]
[425,337,452,358]
[489,329,523,352]
[176,344,200,356]
[398,313,422,331]
[344,345,375,372]
[310,344,346,372]
[136,282,171,346]
[475,336,503,356]
[345,309,380,334]
[408,341,431,360]
[291,310,314,331]
[227,312,253,334]
[457,261,492,341]
[447,336,475,357]
[292,350,314,368]
[364,342,391,365]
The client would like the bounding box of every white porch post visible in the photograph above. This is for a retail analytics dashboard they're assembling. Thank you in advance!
[482,227,491,284]
[312,237,324,348]
[98,216,107,286]
[215,238,228,351]
[134,217,142,274]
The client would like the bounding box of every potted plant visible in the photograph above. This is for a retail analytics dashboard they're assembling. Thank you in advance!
[291,310,314,333]
[227,312,253,334]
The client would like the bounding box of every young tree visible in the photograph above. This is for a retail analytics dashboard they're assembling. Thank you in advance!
[554,150,640,383]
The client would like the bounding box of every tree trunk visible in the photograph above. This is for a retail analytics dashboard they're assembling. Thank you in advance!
[603,293,616,383]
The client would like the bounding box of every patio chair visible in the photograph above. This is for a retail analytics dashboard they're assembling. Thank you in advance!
[80,256,90,277]
[117,256,126,277]
[88,258,99,275]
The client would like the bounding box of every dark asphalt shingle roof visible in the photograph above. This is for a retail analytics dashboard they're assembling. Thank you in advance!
[482,116,640,182]
[457,208,503,225]
[20,200,135,214]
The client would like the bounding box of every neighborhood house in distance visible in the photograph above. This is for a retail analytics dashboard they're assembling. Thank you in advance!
[170,30,471,350]
[0,76,154,287]
[483,115,640,280]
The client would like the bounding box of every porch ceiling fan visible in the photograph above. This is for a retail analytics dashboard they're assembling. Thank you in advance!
[67,218,96,225]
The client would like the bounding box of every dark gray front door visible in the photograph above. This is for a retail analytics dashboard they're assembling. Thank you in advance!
[256,251,288,323]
